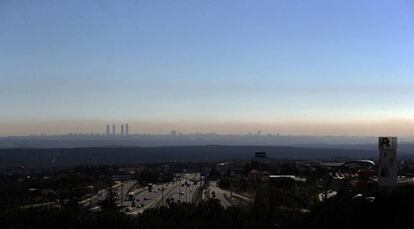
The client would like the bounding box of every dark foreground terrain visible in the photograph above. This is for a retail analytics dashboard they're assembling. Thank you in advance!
[2,188,414,229]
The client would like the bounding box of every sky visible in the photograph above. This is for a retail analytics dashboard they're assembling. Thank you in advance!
[1,0,414,136]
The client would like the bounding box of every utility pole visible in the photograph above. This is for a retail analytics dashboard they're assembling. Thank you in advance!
[230,182,233,201]
[186,177,189,202]
[161,184,164,206]
[120,182,123,207]
[178,182,181,201]
[188,184,190,202]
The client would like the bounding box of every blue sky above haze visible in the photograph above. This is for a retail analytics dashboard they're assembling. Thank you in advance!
[1,0,414,135]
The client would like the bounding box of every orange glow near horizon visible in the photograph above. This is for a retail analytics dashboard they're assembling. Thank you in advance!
[1,118,413,137]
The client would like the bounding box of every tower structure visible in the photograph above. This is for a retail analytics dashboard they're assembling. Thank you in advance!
[378,137,398,187]
[112,124,116,135]
[121,124,124,135]
[106,125,110,135]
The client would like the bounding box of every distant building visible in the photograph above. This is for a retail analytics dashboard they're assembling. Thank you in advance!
[125,124,129,135]
[112,124,116,135]
[171,130,177,136]
[121,124,124,135]
[378,137,398,187]
[106,125,110,135]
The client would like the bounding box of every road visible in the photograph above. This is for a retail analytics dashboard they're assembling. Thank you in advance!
[164,174,201,204]
[207,181,233,208]
[125,173,201,215]
[206,181,254,208]
[116,180,138,207]
[79,181,132,208]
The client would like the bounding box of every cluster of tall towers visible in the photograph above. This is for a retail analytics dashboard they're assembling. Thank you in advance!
[106,124,129,136]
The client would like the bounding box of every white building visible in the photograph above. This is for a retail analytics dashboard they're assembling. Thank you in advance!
[378,137,398,187]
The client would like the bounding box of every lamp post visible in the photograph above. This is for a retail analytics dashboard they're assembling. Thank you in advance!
[323,160,375,201]
[161,184,164,206]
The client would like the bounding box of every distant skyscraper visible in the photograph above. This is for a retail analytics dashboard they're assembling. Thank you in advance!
[171,130,177,136]
[106,125,110,135]
[121,124,124,135]
[125,124,129,136]
[112,124,116,135]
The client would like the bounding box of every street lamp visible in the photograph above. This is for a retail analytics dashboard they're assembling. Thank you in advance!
[161,183,164,206]
[178,182,181,201]
[323,160,375,201]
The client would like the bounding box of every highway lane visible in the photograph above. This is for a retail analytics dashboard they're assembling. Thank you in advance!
[125,173,201,214]
[80,173,204,213]
[116,180,137,206]
[80,181,133,208]
[207,181,232,208]
[165,176,200,204]
[133,182,176,207]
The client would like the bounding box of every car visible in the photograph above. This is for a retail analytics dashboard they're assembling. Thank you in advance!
[211,191,216,198]
[179,192,184,195]
[144,197,150,200]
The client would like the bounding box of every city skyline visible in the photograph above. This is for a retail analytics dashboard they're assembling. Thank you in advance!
[1,119,414,137]
[1,1,414,136]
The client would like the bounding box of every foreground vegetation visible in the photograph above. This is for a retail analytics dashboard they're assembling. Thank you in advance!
[2,186,414,229]
[3,161,414,229]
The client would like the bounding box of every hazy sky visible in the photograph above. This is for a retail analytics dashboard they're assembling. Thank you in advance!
[1,0,414,136]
